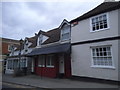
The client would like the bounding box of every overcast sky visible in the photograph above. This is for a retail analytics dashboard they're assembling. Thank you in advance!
[1,0,104,40]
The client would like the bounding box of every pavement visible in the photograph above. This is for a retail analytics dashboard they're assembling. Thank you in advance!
[2,74,119,88]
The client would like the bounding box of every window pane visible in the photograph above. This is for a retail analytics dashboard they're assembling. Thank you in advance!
[46,55,54,67]
[93,57,97,65]
[92,18,95,23]
[99,16,102,21]
[62,33,70,40]
[103,15,107,20]
[38,55,45,67]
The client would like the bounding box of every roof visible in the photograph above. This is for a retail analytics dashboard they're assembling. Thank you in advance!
[70,2,120,23]
[1,37,19,44]
[37,30,48,36]
[26,35,38,48]
[13,28,60,51]
[28,43,71,56]
[42,28,60,45]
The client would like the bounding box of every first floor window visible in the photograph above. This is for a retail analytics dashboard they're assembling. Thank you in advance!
[61,24,70,41]
[91,46,113,67]
[38,55,45,67]
[46,55,54,67]
[91,13,109,31]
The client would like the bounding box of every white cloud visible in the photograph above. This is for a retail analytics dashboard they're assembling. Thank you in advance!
[2,1,104,40]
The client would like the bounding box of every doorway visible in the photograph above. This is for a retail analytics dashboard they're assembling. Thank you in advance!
[59,54,64,77]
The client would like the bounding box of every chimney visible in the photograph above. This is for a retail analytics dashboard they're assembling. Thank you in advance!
[35,33,37,36]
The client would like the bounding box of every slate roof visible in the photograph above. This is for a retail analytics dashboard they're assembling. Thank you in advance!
[13,27,60,51]
[42,28,60,45]
[27,36,38,48]
[70,2,120,23]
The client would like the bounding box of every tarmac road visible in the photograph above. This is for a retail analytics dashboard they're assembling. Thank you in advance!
[2,82,49,90]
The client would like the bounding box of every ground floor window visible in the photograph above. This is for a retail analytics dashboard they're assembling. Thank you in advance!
[37,55,54,68]
[20,59,27,68]
[7,60,13,70]
[46,55,54,67]
[13,59,19,69]
[91,46,114,68]
[7,58,27,70]
[38,55,45,67]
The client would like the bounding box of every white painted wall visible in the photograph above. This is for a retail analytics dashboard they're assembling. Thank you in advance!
[71,40,118,81]
[71,10,119,43]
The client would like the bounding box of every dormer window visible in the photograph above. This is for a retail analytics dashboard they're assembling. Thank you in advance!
[8,45,14,52]
[38,34,43,46]
[61,24,70,41]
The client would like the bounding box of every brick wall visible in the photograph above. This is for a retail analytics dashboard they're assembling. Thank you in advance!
[2,42,9,55]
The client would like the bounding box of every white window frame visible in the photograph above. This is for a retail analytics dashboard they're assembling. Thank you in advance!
[90,45,115,69]
[7,59,14,70]
[46,55,54,68]
[20,59,27,68]
[39,34,43,45]
[61,24,70,41]
[8,45,11,51]
[90,13,110,32]
[38,55,45,67]
[13,59,19,69]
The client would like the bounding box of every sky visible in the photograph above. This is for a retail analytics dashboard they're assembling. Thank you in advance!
[1,0,105,40]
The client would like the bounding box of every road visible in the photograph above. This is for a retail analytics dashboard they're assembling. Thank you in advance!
[2,82,50,90]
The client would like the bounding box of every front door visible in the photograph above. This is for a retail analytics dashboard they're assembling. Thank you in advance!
[59,54,64,74]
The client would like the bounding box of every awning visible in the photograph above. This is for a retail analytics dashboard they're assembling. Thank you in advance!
[27,43,71,56]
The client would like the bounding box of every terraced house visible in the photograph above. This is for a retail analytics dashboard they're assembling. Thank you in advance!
[70,2,120,81]
[0,38,19,73]
[28,19,71,78]
[5,36,37,74]
[6,19,71,78]
[6,1,120,81]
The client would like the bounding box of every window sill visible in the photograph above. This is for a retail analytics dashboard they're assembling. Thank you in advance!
[46,66,54,68]
[61,39,71,42]
[91,65,115,69]
[90,27,110,33]
[7,69,14,71]
[38,65,45,67]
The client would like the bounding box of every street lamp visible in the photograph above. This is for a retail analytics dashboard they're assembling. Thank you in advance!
[18,39,23,69]
[13,38,23,77]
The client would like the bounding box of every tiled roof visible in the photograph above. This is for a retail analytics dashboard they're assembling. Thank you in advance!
[1,37,19,43]
[27,36,38,48]
[42,28,60,45]
[70,2,120,23]
[37,30,48,36]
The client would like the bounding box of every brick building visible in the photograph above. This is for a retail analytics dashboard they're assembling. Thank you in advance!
[0,37,19,73]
